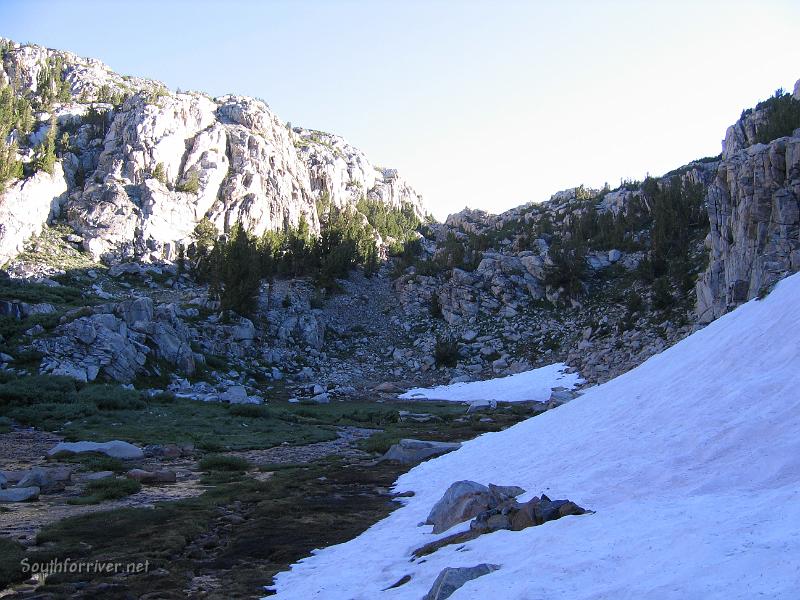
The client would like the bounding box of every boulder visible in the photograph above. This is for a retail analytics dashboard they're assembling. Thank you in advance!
[17,466,72,492]
[118,297,154,328]
[426,480,525,534]
[548,387,578,407]
[310,392,330,404]
[47,440,144,460]
[0,470,24,485]
[0,486,40,503]
[373,382,405,394]
[379,439,461,466]
[423,564,501,600]
[219,385,251,404]
[126,469,177,484]
[466,399,497,414]
[84,471,115,481]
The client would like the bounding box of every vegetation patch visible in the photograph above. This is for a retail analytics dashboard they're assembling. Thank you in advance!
[67,477,142,505]
[199,454,250,472]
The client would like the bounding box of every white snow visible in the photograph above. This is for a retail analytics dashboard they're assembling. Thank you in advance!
[399,362,582,402]
[268,273,800,600]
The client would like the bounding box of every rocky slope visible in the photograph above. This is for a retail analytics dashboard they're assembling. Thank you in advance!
[0,36,798,399]
[0,38,426,264]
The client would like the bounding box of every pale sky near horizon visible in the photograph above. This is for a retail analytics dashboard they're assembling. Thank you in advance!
[2,1,799,220]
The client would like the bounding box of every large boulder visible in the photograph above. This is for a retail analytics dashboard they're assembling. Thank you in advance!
[426,480,525,534]
[0,486,40,503]
[379,439,461,466]
[47,440,144,459]
[17,466,72,492]
[125,469,176,484]
[423,564,501,600]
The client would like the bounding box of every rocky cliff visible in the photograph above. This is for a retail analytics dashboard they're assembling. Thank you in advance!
[0,38,426,265]
[696,83,800,321]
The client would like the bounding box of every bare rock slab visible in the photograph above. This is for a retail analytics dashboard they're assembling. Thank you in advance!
[48,440,144,460]
[379,439,461,466]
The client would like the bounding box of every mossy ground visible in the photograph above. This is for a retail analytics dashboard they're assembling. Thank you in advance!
[0,388,536,598]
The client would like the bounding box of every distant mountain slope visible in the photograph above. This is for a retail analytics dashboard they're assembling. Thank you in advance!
[270,271,800,600]
[0,37,427,264]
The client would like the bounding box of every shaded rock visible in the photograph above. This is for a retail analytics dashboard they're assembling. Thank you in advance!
[548,387,578,407]
[17,466,72,492]
[373,381,405,394]
[0,470,24,485]
[126,469,177,484]
[426,480,525,534]
[219,385,252,404]
[466,399,497,413]
[48,440,144,459]
[0,486,40,503]
[118,296,154,328]
[379,439,461,466]
[84,471,115,481]
[423,564,501,600]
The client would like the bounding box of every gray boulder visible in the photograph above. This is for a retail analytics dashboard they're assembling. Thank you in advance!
[219,385,250,404]
[426,480,525,534]
[17,466,72,492]
[126,469,177,484]
[48,440,144,459]
[379,439,461,466]
[84,471,115,481]
[118,296,154,328]
[466,399,497,413]
[0,486,40,503]
[423,564,500,600]
[310,392,330,404]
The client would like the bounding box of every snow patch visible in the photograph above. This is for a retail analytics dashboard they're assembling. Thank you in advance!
[399,362,582,402]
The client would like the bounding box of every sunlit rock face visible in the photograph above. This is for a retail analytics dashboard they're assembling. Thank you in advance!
[0,38,426,264]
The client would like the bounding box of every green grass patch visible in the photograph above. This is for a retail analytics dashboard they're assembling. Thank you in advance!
[0,280,85,306]
[0,537,27,588]
[62,453,127,474]
[77,384,146,410]
[199,454,250,472]
[228,403,271,419]
[67,477,142,505]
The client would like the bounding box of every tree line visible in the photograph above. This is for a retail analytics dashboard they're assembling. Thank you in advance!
[188,198,422,316]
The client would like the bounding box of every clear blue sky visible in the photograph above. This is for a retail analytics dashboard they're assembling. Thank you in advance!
[3,0,799,220]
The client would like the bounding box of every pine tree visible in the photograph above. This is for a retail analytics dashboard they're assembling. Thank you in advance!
[33,114,58,174]
[220,225,261,316]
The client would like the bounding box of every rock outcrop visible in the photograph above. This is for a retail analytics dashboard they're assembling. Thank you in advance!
[34,296,195,383]
[0,164,67,265]
[696,83,800,322]
[0,39,427,266]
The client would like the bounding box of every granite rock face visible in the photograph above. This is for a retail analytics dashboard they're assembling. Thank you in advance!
[0,39,426,266]
[0,164,67,265]
[696,84,800,322]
